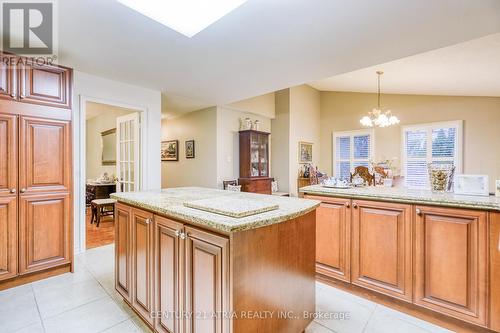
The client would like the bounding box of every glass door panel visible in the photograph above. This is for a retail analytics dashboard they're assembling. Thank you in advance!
[250,133,260,177]
[116,113,140,192]
[259,134,268,177]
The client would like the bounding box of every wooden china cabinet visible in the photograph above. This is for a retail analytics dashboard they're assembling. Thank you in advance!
[238,130,272,194]
[0,52,73,290]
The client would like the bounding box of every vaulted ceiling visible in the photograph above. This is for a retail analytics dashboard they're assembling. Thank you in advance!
[59,0,500,105]
[309,33,500,97]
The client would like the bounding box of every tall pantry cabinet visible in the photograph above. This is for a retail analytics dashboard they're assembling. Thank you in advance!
[0,53,73,290]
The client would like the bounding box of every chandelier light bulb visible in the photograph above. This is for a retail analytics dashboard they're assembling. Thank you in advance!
[389,115,400,125]
[360,71,399,128]
[360,116,373,127]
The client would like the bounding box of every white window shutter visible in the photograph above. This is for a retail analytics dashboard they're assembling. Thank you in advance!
[333,130,373,180]
[403,122,462,189]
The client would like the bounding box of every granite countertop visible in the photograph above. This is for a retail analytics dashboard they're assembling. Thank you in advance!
[300,184,500,211]
[111,187,320,233]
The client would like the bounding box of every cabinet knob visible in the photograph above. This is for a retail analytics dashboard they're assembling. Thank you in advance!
[10,93,15,98]
[344,202,350,208]
[416,208,422,216]
[145,218,151,225]
[20,188,26,193]
[175,230,181,237]
[352,202,358,209]
[10,188,16,194]
[179,232,187,240]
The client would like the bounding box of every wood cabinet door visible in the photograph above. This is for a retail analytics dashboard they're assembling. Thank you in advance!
[18,193,70,274]
[19,116,71,194]
[0,114,17,197]
[132,207,155,325]
[490,212,500,332]
[185,226,229,333]
[154,215,184,333]
[115,203,132,301]
[0,196,17,281]
[0,57,16,100]
[19,63,72,108]
[305,195,351,282]
[414,206,487,326]
[351,200,412,302]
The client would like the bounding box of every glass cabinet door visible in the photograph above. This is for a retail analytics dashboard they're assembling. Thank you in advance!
[259,134,269,177]
[250,133,260,177]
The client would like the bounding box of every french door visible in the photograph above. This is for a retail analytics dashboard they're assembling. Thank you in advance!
[116,113,140,192]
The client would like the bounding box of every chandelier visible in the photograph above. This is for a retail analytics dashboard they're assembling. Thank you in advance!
[360,71,400,128]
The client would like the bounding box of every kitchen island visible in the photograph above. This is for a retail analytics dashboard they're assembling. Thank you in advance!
[301,184,500,332]
[111,187,320,333]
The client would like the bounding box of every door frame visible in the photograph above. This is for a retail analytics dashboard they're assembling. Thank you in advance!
[76,95,149,253]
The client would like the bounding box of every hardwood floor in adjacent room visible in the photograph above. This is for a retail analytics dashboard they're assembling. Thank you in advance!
[86,208,115,249]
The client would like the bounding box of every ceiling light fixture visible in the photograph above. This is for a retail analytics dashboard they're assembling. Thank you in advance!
[116,0,247,37]
[360,71,400,128]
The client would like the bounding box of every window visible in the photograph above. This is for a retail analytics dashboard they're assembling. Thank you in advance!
[333,130,374,180]
[402,121,463,189]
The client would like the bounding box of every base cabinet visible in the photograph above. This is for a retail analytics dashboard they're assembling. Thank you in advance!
[18,193,71,275]
[238,177,272,195]
[491,213,500,331]
[305,195,351,282]
[185,226,229,333]
[154,216,183,333]
[115,203,132,302]
[414,206,488,326]
[132,208,155,325]
[351,200,412,302]
[0,196,17,281]
[117,207,229,333]
[308,194,497,331]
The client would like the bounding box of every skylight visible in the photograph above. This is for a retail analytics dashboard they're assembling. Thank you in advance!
[117,0,248,37]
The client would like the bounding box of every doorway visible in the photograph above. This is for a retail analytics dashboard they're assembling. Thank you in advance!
[84,102,140,249]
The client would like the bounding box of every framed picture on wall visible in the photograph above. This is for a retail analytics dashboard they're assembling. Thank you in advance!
[185,140,195,159]
[299,141,313,164]
[161,140,179,161]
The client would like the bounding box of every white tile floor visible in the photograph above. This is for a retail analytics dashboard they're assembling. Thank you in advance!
[0,244,454,333]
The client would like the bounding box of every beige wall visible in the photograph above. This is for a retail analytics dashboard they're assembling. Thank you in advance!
[289,85,321,196]
[85,105,133,181]
[226,92,276,119]
[320,91,500,189]
[161,107,218,188]
[271,89,291,192]
[217,107,271,188]
[161,105,273,189]
[271,85,321,196]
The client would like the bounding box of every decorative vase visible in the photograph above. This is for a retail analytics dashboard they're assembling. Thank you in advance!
[428,163,455,192]
[252,120,260,131]
[244,118,252,130]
